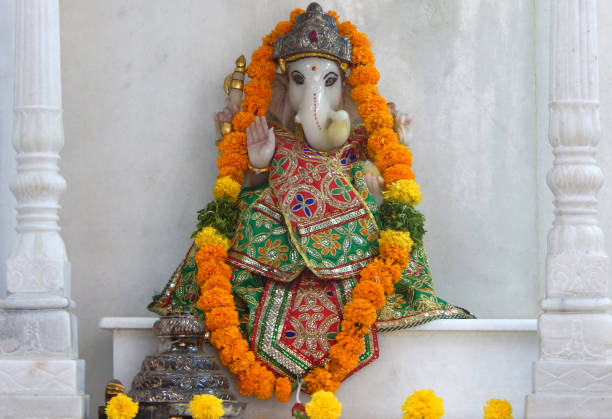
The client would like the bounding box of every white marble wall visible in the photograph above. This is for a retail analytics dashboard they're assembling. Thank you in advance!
[50,0,612,415]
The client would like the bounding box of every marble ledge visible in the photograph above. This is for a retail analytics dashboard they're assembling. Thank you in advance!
[99,317,537,332]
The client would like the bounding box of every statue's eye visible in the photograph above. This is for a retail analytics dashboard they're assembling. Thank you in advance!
[291,71,304,85]
[324,72,338,87]
[325,77,337,87]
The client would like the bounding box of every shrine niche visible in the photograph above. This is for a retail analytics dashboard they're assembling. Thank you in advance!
[139,3,472,415]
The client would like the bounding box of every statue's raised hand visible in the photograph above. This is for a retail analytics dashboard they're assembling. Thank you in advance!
[246,116,275,169]
[214,97,240,138]
[388,102,412,146]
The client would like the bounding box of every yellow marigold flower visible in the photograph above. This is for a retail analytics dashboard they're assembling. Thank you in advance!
[401,389,444,419]
[379,229,414,255]
[483,398,513,419]
[306,390,342,419]
[212,176,241,202]
[189,394,225,419]
[383,179,422,206]
[194,226,231,251]
[105,393,139,419]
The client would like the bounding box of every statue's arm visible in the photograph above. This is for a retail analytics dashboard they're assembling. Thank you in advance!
[388,102,412,147]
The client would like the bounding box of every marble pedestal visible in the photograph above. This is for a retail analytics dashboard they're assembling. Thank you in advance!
[101,317,536,419]
[0,308,89,419]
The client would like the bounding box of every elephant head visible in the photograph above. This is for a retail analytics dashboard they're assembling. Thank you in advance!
[287,57,350,151]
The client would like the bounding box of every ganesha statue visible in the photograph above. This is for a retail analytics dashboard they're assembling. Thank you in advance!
[149,3,472,402]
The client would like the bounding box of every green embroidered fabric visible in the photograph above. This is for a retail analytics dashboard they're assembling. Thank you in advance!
[149,168,473,330]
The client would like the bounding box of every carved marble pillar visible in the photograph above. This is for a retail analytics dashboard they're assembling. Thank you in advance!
[526,0,612,417]
[0,1,88,417]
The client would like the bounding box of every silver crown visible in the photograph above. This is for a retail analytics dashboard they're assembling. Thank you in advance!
[273,3,352,72]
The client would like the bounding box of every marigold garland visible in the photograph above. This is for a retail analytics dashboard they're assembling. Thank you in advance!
[189,394,225,419]
[198,6,426,400]
[105,393,139,419]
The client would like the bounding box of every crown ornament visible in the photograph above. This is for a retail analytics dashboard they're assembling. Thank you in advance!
[273,2,352,73]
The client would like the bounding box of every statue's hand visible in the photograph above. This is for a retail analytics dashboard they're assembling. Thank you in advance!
[246,116,275,169]
[364,173,384,206]
[388,102,412,146]
[214,97,240,138]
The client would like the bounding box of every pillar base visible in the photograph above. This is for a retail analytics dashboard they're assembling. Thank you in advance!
[526,392,612,418]
[0,359,87,418]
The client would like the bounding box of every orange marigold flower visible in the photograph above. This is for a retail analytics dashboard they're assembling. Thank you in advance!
[275,376,292,403]
[216,151,248,173]
[218,131,247,155]
[304,368,340,394]
[352,280,386,310]
[237,369,257,396]
[239,363,275,399]
[244,79,273,100]
[335,333,365,354]
[359,259,395,294]
[352,45,375,66]
[329,334,364,366]
[379,242,410,268]
[247,60,277,82]
[196,260,232,286]
[195,245,228,264]
[350,31,371,49]
[364,110,394,133]
[374,142,413,172]
[339,319,369,339]
[328,344,359,372]
[328,10,341,25]
[347,64,380,87]
[343,298,377,326]
[357,96,388,119]
[366,128,397,159]
[255,369,276,400]
[200,274,232,293]
[290,8,305,24]
[228,351,256,376]
[241,96,269,116]
[382,163,415,185]
[338,21,357,38]
[217,164,245,184]
[262,21,293,46]
[275,20,293,36]
[381,260,403,285]
[205,307,240,331]
[219,338,250,366]
[231,112,256,132]
[209,326,243,350]
[198,288,234,313]
[350,83,379,105]
[251,45,274,63]
[328,362,350,382]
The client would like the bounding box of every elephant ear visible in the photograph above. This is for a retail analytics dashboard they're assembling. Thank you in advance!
[268,73,290,127]
[342,82,360,127]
